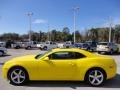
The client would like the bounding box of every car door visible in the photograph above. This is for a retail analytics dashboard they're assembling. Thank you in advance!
[37,51,77,80]
[48,51,77,80]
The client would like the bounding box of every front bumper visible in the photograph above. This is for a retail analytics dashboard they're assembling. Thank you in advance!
[2,67,9,80]
[106,61,117,79]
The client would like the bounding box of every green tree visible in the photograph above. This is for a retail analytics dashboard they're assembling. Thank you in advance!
[62,27,70,41]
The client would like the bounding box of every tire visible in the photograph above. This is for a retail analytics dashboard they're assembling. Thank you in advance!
[66,46,69,48]
[110,49,113,55]
[0,51,4,56]
[43,46,47,50]
[39,47,43,50]
[8,67,29,85]
[26,46,31,50]
[15,46,20,49]
[87,47,90,51]
[98,51,101,54]
[85,68,106,86]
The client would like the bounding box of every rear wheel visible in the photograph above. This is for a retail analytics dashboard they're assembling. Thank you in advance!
[8,67,28,85]
[0,51,4,56]
[85,68,106,86]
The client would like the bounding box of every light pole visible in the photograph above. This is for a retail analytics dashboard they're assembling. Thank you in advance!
[73,7,79,43]
[47,24,51,41]
[27,12,33,41]
[109,17,112,42]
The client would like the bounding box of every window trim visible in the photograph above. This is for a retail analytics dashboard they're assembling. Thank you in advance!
[48,51,86,60]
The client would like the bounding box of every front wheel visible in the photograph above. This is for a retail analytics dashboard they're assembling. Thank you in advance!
[8,67,28,85]
[85,69,106,86]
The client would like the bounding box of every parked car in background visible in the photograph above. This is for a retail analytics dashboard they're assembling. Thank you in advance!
[0,46,7,56]
[97,42,119,54]
[64,41,74,48]
[11,42,24,49]
[74,43,89,50]
[0,42,6,47]
[85,41,97,51]
[36,42,44,48]
[23,41,37,50]
[5,40,14,48]
[57,43,64,48]
[38,41,58,50]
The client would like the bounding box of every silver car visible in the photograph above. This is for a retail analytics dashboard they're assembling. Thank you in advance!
[0,47,7,56]
[97,42,119,54]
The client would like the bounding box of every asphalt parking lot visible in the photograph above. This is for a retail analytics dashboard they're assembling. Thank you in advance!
[0,49,120,90]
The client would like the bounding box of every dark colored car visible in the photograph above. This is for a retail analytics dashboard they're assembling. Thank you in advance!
[85,41,97,51]
[74,43,89,50]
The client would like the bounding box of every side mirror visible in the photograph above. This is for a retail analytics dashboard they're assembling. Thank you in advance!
[43,57,49,61]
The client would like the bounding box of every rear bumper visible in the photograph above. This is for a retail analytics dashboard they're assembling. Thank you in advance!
[97,48,110,52]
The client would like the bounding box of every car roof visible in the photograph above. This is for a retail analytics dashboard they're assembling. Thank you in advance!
[52,48,80,51]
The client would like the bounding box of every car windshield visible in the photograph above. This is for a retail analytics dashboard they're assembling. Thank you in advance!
[35,51,50,59]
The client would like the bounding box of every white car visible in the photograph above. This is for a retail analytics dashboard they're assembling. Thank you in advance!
[23,41,37,49]
[57,43,64,48]
[38,41,58,50]
[36,42,44,48]
[0,47,7,56]
[64,41,74,48]
[11,42,24,49]
[97,42,119,54]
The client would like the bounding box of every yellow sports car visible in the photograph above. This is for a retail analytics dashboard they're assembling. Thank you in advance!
[2,48,116,86]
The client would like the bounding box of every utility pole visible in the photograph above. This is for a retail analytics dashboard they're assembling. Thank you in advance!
[47,24,51,41]
[109,17,112,42]
[73,7,79,43]
[27,12,33,41]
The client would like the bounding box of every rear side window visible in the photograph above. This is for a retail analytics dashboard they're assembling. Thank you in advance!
[73,52,86,59]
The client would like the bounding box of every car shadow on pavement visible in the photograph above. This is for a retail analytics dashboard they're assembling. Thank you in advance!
[101,52,120,56]
[24,74,120,89]
[0,54,11,57]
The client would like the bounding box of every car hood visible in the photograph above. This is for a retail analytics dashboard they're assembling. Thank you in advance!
[9,54,36,62]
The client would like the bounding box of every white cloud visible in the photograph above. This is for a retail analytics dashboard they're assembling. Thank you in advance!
[113,18,120,25]
[97,17,120,27]
[33,19,47,24]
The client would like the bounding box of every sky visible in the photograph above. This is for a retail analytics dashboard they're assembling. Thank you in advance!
[0,0,120,34]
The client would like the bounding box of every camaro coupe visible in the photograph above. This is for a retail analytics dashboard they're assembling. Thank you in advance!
[2,48,116,86]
